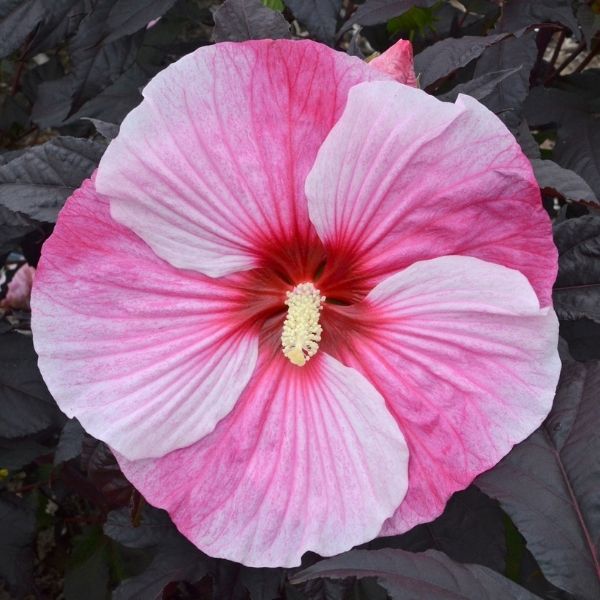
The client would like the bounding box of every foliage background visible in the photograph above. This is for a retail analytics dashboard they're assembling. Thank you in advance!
[1,0,599,598]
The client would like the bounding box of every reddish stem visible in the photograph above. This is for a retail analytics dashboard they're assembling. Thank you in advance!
[10,34,33,96]
[549,30,566,67]
[545,39,586,84]
[574,35,600,73]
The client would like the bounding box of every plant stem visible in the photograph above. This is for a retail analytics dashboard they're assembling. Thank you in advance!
[549,30,566,67]
[573,35,600,73]
[544,39,586,84]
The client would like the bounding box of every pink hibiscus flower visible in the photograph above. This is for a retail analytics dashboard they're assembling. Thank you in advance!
[31,39,560,567]
[1,264,35,311]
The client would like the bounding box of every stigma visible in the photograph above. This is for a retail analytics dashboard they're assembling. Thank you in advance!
[281,282,325,367]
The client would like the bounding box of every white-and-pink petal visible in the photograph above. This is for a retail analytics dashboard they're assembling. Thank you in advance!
[117,351,409,567]
[31,177,258,461]
[96,40,388,278]
[330,255,560,536]
[306,80,556,307]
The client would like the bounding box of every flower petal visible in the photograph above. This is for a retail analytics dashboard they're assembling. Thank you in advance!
[330,255,560,536]
[306,80,556,307]
[369,39,417,86]
[96,40,387,278]
[31,177,258,461]
[117,351,409,567]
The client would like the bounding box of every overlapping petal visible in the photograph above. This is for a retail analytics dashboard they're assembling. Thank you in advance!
[31,177,258,460]
[369,40,417,87]
[96,40,388,278]
[306,81,556,306]
[329,255,560,536]
[117,350,409,567]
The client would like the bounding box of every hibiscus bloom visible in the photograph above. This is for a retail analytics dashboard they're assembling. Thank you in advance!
[31,39,560,567]
[1,264,35,311]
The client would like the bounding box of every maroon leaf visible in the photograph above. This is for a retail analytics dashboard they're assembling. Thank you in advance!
[213,0,290,42]
[553,216,600,324]
[415,33,510,89]
[81,439,133,509]
[338,0,437,35]
[477,360,600,600]
[292,548,539,599]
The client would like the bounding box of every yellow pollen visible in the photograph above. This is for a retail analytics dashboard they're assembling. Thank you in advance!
[281,282,325,367]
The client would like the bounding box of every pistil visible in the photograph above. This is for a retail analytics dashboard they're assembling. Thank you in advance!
[281,282,325,367]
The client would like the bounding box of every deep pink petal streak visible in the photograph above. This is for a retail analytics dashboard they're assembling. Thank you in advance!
[117,350,409,567]
[31,177,259,460]
[330,256,560,536]
[307,81,557,307]
[96,40,388,278]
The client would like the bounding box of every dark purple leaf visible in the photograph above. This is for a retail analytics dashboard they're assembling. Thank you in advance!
[525,75,600,198]
[366,487,506,573]
[239,566,286,600]
[31,0,143,128]
[0,205,36,256]
[553,114,600,200]
[54,419,86,465]
[473,33,538,127]
[553,215,600,323]
[0,331,64,438]
[532,159,598,204]
[104,506,178,549]
[515,120,541,159]
[292,548,539,599]
[339,0,437,35]
[0,437,50,470]
[560,319,600,361]
[213,0,291,42]
[0,95,31,133]
[209,560,286,600]
[20,54,65,106]
[0,0,80,59]
[524,86,584,126]
[103,0,179,44]
[415,33,510,89]
[0,137,104,223]
[67,64,149,126]
[0,149,26,166]
[26,1,90,58]
[477,360,600,600]
[105,506,211,599]
[83,118,120,142]
[284,0,341,44]
[0,493,35,597]
[440,66,521,103]
[496,0,580,37]
[82,439,133,509]
[290,576,383,600]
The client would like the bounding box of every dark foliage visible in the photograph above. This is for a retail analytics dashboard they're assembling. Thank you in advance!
[477,360,600,599]
[1,1,599,599]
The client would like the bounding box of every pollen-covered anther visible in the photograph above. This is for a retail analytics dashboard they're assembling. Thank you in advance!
[281,282,325,367]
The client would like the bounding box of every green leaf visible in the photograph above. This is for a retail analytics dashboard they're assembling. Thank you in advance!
[262,0,284,11]
[387,5,437,37]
